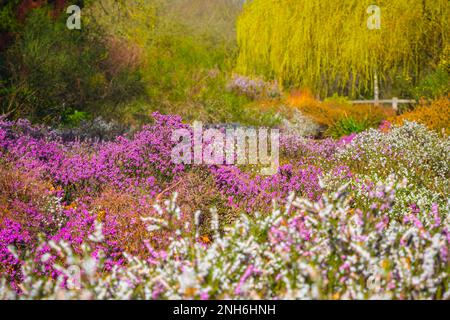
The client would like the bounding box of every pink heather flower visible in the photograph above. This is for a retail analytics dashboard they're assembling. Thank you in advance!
[388,282,396,290]
[338,133,356,146]
[200,291,209,300]
[413,217,423,229]
[339,262,351,272]
[376,217,389,232]
[235,264,254,295]
[440,246,448,262]
[379,120,391,133]
[431,203,441,228]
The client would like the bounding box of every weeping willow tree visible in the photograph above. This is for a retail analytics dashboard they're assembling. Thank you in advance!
[236,0,449,98]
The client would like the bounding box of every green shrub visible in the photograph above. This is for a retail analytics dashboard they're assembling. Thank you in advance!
[0,0,20,33]
[63,110,91,127]
[1,8,145,123]
[412,67,450,100]
[326,116,373,138]
[323,93,350,105]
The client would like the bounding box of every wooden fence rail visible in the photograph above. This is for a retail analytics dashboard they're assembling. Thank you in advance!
[351,98,416,111]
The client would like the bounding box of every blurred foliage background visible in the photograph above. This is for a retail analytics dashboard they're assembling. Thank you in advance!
[0,0,258,125]
[0,0,448,136]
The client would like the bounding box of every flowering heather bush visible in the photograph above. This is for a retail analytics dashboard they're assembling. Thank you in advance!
[388,96,450,135]
[334,122,449,219]
[0,113,449,299]
[280,109,324,138]
[0,113,188,192]
[227,74,281,100]
[0,188,448,300]
[210,163,323,214]
[286,90,394,137]
[336,122,449,188]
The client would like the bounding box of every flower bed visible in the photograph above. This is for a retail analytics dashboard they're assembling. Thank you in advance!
[0,114,448,299]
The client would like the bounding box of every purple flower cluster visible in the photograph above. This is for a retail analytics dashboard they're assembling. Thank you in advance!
[0,113,192,284]
[1,114,447,296]
[227,74,281,99]
[0,219,31,286]
[1,113,350,284]
[211,163,323,212]
[1,113,188,193]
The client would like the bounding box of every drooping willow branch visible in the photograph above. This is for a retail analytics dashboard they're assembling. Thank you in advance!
[236,0,449,98]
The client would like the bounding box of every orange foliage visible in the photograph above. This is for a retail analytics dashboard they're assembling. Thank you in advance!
[389,96,450,135]
[91,189,154,256]
[0,163,52,236]
[287,89,393,127]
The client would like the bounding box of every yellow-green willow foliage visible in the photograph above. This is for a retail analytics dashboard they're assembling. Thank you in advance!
[237,0,449,97]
